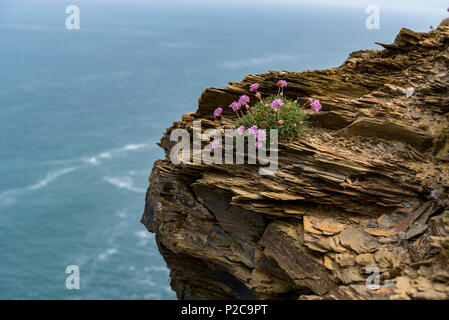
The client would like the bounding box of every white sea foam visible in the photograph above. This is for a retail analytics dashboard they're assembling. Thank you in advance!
[81,143,148,165]
[117,211,127,218]
[84,157,99,165]
[103,176,146,193]
[0,189,21,206]
[0,166,79,206]
[135,230,153,246]
[49,142,149,166]
[0,142,150,206]
[135,230,151,239]
[99,152,112,158]
[122,144,146,151]
[98,248,118,261]
[28,167,78,190]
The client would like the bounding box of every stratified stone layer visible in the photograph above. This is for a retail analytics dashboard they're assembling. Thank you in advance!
[142,27,449,300]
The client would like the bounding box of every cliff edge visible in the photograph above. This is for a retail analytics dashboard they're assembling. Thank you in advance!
[142,27,449,300]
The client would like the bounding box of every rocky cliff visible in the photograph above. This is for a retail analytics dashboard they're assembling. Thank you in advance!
[141,27,449,300]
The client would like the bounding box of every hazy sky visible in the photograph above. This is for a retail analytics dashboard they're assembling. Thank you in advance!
[2,0,447,10]
[90,0,448,12]
[1,0,447,15]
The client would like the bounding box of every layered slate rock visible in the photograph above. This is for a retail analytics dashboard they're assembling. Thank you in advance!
[142,27,449,300]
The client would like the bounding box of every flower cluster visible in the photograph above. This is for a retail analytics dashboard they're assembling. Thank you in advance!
[309,98,322,112]
[250,83,259,92]
[271,99,283,110]
[250,83,263,102]
[235,125,267,149]
[214,107,223,117]
[212,80,322,145]
[277,80,287,96]
[225,95,251,114]
[277,80,287,87]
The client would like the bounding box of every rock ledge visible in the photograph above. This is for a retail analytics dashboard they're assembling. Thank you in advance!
[142,27,449,300]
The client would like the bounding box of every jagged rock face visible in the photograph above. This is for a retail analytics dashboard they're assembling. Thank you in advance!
[141,28,449,300]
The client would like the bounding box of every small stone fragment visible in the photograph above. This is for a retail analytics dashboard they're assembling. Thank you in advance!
[405,87,414,98]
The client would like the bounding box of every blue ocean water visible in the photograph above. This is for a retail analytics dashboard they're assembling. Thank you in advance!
[0,0,446,299]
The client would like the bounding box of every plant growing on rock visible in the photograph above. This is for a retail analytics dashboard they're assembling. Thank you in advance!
[235,95,309,143]
[213,80,322,147]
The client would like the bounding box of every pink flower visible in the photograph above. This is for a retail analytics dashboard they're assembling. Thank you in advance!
[237,125,245,135]
[250,83,260,92]
[211,140,220,149]
[229,101,240,112]
[213,107,223,117]
[255,142,263,149]
[248,125,258,135]
[271,99,283,110]
[255,92,261,99]
[277,80,287,87]
[238,95,250,105]
[311,99,322,112]
[257,129,266,142]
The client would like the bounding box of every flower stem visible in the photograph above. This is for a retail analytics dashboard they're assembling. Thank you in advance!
[245,106,256,123]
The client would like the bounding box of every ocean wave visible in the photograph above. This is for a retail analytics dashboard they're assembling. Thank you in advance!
[28,167,79,190]
[103,176,146,193]
[117,211,127,218]
[135,230,151,239]
[0,166,80,206]
[98,248,118,261]
[122,144,147,151]
[0,142,150,206]
[135,230,153,246]
[0,189,21,206]
[99,152,112,158]
[84,157,99,165]
[81,143,148,165]
[46,142,150,166]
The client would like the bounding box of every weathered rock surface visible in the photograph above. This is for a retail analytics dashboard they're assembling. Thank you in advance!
[141,27,449,300]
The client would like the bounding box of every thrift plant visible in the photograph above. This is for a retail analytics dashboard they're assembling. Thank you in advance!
[213,80,322,148]
[235,95,309,142]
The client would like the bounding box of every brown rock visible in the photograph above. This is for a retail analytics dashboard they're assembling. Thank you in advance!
[142,27,449,300]
[339,228,378,253]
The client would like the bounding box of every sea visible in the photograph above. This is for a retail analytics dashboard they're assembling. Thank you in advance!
[0,0,446,299]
